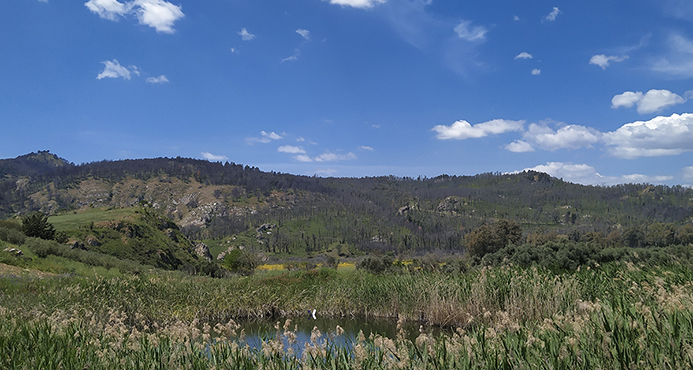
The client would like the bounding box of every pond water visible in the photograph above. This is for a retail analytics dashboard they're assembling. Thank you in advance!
[233,315,452,355]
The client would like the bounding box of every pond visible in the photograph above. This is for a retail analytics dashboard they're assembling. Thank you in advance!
[232,315,452,356]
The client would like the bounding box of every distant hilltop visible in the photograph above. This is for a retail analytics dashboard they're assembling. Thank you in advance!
[1,151,692,256]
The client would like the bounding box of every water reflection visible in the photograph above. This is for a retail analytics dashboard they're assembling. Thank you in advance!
[235,316,450,355]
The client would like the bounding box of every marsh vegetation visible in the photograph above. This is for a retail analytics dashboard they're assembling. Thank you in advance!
[2,254,693,368]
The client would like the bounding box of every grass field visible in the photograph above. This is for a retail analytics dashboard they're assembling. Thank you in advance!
[3,250,693,368]
[49,207,138,231]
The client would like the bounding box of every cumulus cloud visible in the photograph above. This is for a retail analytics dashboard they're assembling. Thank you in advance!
[277,145,306,154]
[611,89,686,114]
[589,54,628,69]
[131,0,184,34]
[505,140,535,153]
[146,75,169,84]
[85,0,183,33]
[531,68,541,75]
[522,123,601,151]
[314,152,357,162]
[603,113,693,158]
[611,91,643,109]
[85,0,129,21]
[454,20,488,42]
[519,162,672,186]
[96,59,134,80]
[238,28,256,41]
[432,119,524,140]
[523,162,606,185]
[545,7,561,21]
[515,52,533,60]
[296,29,310,40]
[201,152,228,161]
[328,0,385,9]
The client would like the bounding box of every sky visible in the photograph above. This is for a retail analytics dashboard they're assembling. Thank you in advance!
[2,0,693,186]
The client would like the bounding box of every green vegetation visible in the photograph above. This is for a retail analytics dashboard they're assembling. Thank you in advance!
[21,211,56,240]
[2,261,693,368]
[49,207,138,231]
[3,152,693,367]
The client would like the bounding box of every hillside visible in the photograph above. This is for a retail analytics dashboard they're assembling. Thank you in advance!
[1,151,693,262]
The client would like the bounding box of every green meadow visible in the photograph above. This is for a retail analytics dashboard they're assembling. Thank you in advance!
[2,242,693,369]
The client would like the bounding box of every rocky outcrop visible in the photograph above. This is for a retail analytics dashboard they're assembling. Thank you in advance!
[3,247,23,257]
[256,223,276,233]
[194,242,212,262]
[85,235,101,247]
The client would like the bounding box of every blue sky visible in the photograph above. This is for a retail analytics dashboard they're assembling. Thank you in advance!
[2,0,693,186]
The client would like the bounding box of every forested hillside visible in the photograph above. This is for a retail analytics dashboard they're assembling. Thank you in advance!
[2,151,693,259]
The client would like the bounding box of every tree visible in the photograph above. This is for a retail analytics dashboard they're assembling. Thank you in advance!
[466,219,522,257]
[21,212,56,240]
[221,249,259,275]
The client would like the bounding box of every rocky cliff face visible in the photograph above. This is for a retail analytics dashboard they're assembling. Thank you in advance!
[24,176,273,229]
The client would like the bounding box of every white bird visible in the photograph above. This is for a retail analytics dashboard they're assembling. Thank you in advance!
[310,309,317,320]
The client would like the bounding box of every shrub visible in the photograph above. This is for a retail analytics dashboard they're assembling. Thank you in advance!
[221,249,259,275]
[357,256,395,274]
[0,226,26,245]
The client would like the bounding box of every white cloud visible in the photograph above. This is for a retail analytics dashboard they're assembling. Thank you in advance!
[513,15,520,21]
[603,113,693,158]
[589,54,628,69]
[262,131,282,140]
[201,152,228,161]
[85,0,183,33]
[611,91,643,109]
[531,69,541,75]
[296,29,310,40]
[454,20,488,42]
[545,7,561,21]
[515,52,533,60]
[328,0,385,9]
[85,0,129,21]
[523,123,601,151]
[281,54,299,63]
[146,75,169,84]
[295,154,313,162]
[519,162,672,186]
[277,145,306,154]
[314,152,357,162]
[246,131,283,144]
[611,89,685,114]
[238,28,256,41]
[359,146,375,151]
[505,140,535,153]
[523,162,606,185]
[432,119,524,140]
[96,59,133,80]
[131,0,184,34]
